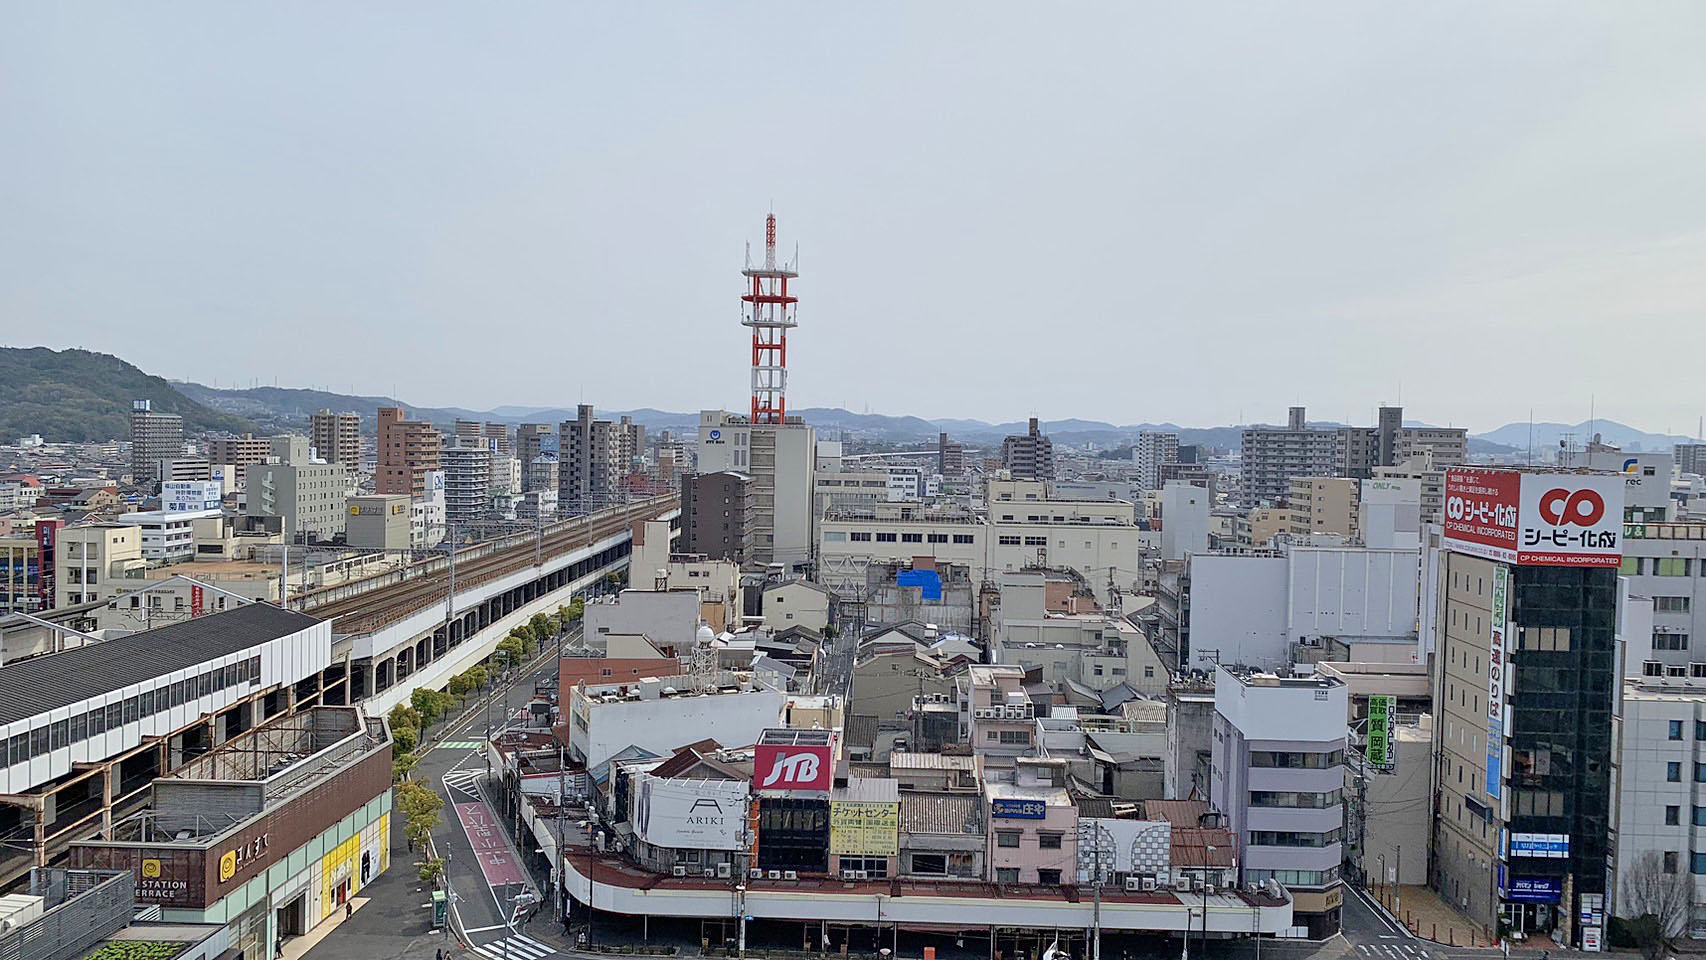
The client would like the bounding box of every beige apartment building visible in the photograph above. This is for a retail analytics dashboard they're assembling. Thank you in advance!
[1287,476,1358,537]
[55,523,144,607]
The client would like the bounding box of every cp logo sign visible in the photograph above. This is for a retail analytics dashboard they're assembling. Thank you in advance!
[1539,488,1604,527]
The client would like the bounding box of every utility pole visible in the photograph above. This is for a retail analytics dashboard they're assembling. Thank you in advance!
[555,608,569,925]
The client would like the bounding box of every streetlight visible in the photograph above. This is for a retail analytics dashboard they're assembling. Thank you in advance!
[485,647,515,779]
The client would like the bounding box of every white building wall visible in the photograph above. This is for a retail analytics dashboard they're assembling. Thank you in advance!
[1286,546,1419,646]
[585,589,705,653]
[1160,482,1209,561]
[571,686,787,771]
[1186,554,1289,671]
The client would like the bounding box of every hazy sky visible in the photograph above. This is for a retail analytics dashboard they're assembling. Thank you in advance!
[4,3,1704,433]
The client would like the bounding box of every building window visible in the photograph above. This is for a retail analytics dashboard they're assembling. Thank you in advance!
[1654,632,1690,651]
[1656,558,1692,577]
[1672,720,1685,740]
[1657,597,1692,613]
[998,730,1031,745]
[1665,851,1680,874]
[911,854,947,876]
[995,868,1020,883]
[997,536,1021,546]
[1694,807,1706,827]
[1037,869,1062,885]
[953,534,975,544]
[1646,661,1666,677]
[875,533,898,543]
[997,832,1021,849]
[849,532,872,542]
[927,534,948,544]
[1667,806,1682,826]
[1039,832,1064,850]
[1669,762,1683,782]
[901,533,923,543]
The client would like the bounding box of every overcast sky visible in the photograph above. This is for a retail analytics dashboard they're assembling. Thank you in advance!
[4,3,1704,433]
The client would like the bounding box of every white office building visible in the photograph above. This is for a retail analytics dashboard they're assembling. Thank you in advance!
[698,410,816,571]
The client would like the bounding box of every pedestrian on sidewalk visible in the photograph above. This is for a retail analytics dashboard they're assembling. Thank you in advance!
[345,901,353,921]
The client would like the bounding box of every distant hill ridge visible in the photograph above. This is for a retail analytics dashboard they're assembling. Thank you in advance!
[0,347,258,442]
[1,346,1690,454]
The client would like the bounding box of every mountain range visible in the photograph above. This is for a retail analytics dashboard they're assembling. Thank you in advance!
[1,347,1697,456]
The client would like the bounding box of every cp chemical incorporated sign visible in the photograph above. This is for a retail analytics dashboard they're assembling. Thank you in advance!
[752,744,832,791]
[1444,469,1623,567]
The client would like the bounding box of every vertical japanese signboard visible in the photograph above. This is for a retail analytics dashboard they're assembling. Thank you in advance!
[1486,565,1508,802]
[1366,695,1395,770]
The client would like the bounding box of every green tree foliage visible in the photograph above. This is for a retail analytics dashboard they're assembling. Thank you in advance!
[389,704,423,732]
[391,721,420,755]
[464,665,489,689]
[0,347,259,442]
[411,688,454,727]
[392,752,420,783]
[447,672,474,698]
[529,612,551,638]
[398,780,444,851]
[496,636,525,663]
[419,858,446,886]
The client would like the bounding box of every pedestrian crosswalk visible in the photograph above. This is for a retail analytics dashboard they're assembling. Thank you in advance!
[436,740,484,750]
[1355,942,1431,960]
[469,933,557,960]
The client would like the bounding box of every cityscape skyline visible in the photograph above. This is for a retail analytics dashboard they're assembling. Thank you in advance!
[5,3,1704,429]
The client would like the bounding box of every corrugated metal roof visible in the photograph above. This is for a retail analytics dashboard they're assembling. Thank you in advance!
[0,604,321,726]
[889,752,976,771]
[899,792,982,835]
[834,776,899,804]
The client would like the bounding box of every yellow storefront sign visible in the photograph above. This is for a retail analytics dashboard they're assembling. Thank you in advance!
[829,802,898,857]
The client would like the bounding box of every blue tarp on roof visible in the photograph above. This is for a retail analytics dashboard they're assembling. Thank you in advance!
[895,570,942,602]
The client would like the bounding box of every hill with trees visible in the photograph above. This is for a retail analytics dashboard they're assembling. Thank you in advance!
[0,347,258,441]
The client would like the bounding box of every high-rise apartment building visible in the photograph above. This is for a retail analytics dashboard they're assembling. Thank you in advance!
[441,437,493,526]
[698,410,816,569]
[937,432,966,477]
[1241,405,1464,505]
[615,415,644,478]
[1133,431,1180,491]
[310,410,361,467]
[1001,418,1054,481]
[1429,468,1623,947]
[681,471,755,564]
[1240,407,1338,505]
[205,434,273,467]
[1675,443,1706,478]
[1286,476,1359,537]
[560,404,621,514]
[129,400,184,485]
[516,424,554,490]
[376,407,441,497]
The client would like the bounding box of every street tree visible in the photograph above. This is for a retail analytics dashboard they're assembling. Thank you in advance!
[1621,851,1693,960]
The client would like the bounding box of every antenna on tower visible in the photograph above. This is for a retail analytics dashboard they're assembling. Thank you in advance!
[741,212,800,424]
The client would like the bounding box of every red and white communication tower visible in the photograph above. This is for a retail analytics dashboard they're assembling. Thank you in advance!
[741,213,798,424]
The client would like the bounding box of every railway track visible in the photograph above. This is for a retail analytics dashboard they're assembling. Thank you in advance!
[300,496,678,636]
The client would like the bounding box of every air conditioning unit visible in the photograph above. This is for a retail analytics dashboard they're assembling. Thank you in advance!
[1177,876,1192,892]
[1123,878,1142,892]
[768,870,782,880]
[717,863,733,878]
[673,866,688,877]
[1142,876,1158,892]
[973,708,992,719]
[784,870,799,881]
[1203,883,1216,895]
[842,870,859,880]
[750,869,764,879]
[702,868,716,878]
[855,870,869,880]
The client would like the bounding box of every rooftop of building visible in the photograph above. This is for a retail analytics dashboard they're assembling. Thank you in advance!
[985,781,1072,806]
[889,752,977,771]
[834,776,899,804]
[1217,665,1343,690]
[106,707,386,847]
[899,791,982,835]
[0,604,320,725]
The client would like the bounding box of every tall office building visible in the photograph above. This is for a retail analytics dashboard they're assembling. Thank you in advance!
[1429,468,1623,947]
[310,410,362,467]
[129,400,184,485]
[1376,405,1403,467]
[376,407,441,496]
[1001,418,1055,481]
[1240,407,1338,505]
[1133,431,1180,491]
[698,410,815,569]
